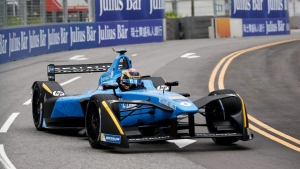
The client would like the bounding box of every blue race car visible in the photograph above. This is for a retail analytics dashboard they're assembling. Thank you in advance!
[31,49,253,148]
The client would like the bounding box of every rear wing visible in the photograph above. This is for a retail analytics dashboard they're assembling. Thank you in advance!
[47,63,111,81]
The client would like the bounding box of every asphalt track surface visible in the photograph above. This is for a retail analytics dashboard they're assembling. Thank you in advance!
[1,33,300,169]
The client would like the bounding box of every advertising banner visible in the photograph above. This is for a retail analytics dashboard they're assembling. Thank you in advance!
[46,24,70,54]
[27,26,48,57]
[128,19,163,44]
[0,29,9,63]
[242,18,290,36]
[4,27,30,62]
[95,0,164,22]
[69,23,98,50]
[96,21,130,47]
[231,0,289,18]
[0,20,164,64]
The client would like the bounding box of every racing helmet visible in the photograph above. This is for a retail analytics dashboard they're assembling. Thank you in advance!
[120,68,143,90]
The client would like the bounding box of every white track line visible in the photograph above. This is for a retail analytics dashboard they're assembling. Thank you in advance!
[0,145,16,169]
[0,113,19,133]
[59,76,81,86]
[23,76,81,105]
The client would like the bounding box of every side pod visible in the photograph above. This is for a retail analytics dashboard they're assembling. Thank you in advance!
[99,101,129,148]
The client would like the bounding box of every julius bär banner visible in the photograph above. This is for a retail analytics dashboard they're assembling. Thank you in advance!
[231,0,289,18]
[0,20,163,64]
[95,0,165,21]
[242,18,290,36]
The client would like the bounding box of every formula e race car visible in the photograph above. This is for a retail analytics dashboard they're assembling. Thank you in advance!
[31,49,253,148]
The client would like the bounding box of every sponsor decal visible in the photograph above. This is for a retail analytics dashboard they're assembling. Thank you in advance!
[128,136,170,141]
[101,133,121,144]
[47,27,68,50]
[28,29,47,52]
[48,65,55,73]
[226,94,236,97]
[173,99,189,102]
[9,31,28,57]
[122,103,137,109]
[159,98,176,110]
[157,85,169,91]
[232,0,288,18]
[0,34,8,55]
[52,91,65,96]
[180,102,191,106]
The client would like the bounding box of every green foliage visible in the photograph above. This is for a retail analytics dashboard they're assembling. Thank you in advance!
[7,16,22,26]
[165,11,181,18]
[7,16,41,27]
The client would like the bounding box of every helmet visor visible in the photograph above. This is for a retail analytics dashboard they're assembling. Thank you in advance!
[122,78,142,85]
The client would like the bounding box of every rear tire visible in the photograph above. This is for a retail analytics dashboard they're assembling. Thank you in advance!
[205,89,241,145]
[85,94,119,149]
[32,84,44,131]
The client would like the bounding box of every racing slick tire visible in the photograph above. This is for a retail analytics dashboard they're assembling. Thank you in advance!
[205,89,241,145]
[32,83,44,131]
[85,94,119,149]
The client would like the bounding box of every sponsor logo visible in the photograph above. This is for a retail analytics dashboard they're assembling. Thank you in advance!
[48,66,55,73]
[149,0,164,14]
[180,102,191,106]
[70,27,86,47]
[268,0,284,14]
[101,133,121,144]
[29,29,47,52]
[53,91,65,96]
[9,31,28,57]
[157,85,169,91]
[99,0,124,16]
[122,103,137,109]
[233,0,251,14]
[159,98,176,110]
[226,94,236,97]
[0,34,8,55]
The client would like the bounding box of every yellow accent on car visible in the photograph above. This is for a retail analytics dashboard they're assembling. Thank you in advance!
[42,83,52,94]
[237,94,247,128]
[101,101,124,135]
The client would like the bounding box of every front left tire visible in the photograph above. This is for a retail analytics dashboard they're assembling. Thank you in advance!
[32,84,44,131]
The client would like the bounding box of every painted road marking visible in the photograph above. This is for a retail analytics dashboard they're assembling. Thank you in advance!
[69,55,87,60]
[0,145,16,169]
[23,76,82,105]
[209,38,300,152]
[167,139,197,148]
[181,53,200,59]
[132,54,137,56]
[0,113,19,133]
[59,76,81,86]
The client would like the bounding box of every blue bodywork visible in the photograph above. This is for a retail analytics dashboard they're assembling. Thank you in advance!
[48,51,199,127]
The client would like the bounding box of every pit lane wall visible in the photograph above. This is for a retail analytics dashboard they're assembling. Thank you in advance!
[216,0,290,38]
[0,0,164,64]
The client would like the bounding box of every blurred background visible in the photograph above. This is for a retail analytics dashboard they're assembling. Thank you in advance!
[1,0,299,28]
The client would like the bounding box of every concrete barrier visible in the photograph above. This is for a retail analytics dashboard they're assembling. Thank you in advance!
[290,16,300,29]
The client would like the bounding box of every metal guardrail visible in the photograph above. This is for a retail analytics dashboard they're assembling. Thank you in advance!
[1,0,94,29]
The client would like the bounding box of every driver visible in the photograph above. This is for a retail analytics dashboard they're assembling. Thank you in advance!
[120,68,144,91]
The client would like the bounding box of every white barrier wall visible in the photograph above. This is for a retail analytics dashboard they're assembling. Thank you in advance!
[230,18,243,38]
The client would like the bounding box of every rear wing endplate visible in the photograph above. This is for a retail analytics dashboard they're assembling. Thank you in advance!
[47,63,111,81]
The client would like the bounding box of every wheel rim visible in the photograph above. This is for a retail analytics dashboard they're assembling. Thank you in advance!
[86,103,100,142]
[32,92,41,127]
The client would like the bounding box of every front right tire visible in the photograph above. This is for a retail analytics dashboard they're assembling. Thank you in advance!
[205,89,241,145]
